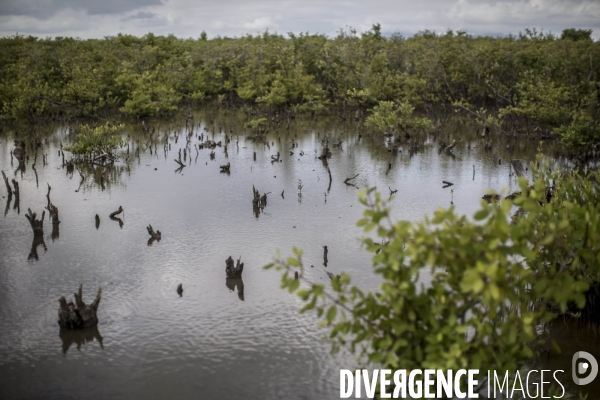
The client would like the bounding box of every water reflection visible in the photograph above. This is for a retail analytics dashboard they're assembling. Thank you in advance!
[225,277,244,301]
[50,223,60,242]
[4,196,10,216]
[110,215,124,228]
[28,235,47,261]
[59,326,104,355]
[0,109,590,400]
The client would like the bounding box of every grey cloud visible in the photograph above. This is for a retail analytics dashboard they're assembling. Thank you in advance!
[0,0,163,19]
[124,11,159,20]
[0,0,598,40]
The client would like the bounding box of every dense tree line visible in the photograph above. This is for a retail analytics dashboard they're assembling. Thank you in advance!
[0,26,598,149]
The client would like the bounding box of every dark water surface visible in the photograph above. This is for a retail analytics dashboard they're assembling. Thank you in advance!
[0,110,596,399]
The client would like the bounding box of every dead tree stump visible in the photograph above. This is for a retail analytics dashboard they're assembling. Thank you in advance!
[58,284,102,329]
[147,224,161,240]
[219,162,231,172]
[25,208,45,236]
[225,256,244,278]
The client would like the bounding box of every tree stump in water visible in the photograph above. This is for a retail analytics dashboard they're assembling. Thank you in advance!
[225,256,244,278]
[25,208,45,236]
[219,162,231,172]
[147,224,161,240]
[58,284,102,329]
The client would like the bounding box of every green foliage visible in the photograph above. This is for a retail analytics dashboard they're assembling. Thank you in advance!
[502,71,600,148]
[267,158,600,374]
[561,29,593,41]
[0,28,598,149]
[245,117,267,131]
[365,100,434,134]
[64,123,125,159]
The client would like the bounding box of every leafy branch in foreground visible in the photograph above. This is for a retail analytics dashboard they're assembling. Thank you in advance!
[266,157,599,375]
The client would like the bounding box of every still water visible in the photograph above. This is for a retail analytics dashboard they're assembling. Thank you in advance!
[0,109,596,399]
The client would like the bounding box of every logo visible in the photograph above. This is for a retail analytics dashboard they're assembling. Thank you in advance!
[572,351,598,385]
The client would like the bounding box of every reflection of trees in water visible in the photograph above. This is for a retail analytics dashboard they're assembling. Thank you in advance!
[59,326,104,354]
[226,277,244,301]
[70,162,129,193]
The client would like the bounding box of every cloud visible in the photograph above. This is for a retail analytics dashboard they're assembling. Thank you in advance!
[242,17,276,31]
[448,0,600,33]
[0,0,598,39]
[0,0,163,19]
[123,11,159,21]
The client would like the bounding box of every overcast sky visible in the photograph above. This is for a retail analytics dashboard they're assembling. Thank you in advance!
[0,0,598,40]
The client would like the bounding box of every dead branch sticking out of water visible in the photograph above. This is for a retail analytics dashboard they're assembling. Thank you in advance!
[326,271,341,280]
[95,214,100,229]
[109,206,124,227]
[58,284,102,330]
[75,166,84,192]
[318,146,332,160]
[147,224,161,240]
[443,139,461,153]
[220,162,230,172]
[2,171,12,200]
[225,256,244,278]
[176,284,183,297]
[25,208,44,236]
[482,194,501,203]
[46,183,60,225]
[511,160,531,184]
[11,179,19,201]
[174,153,186,171]
[323,245,328,267]
[344,173,359,187]
[109,206,123,218]
[442,181,454,188]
